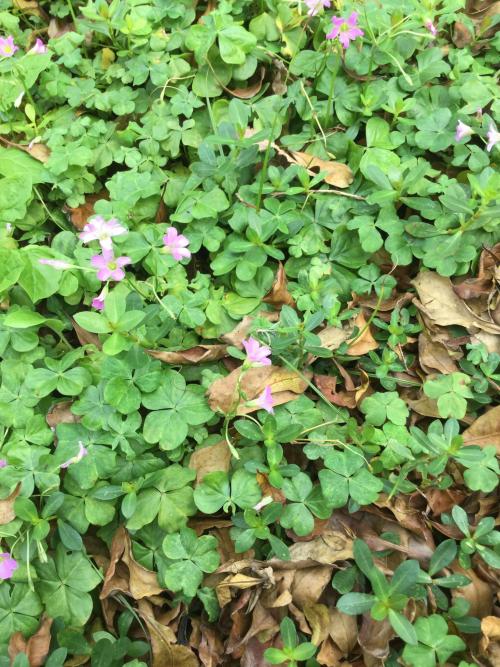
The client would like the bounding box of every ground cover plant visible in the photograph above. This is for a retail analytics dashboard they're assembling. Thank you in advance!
[0,0,499,665]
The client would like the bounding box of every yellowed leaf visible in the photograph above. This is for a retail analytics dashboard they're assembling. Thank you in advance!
[27,143,50,163]
[189,440,231,484]
[138,600,199,667]
[346,311,378,356]
[303,603,331,645]
[289,150,354,189]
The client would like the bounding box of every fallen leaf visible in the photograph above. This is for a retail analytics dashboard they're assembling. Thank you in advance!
[316,636,343,667]
[289,530,353,565]
[291,565,333,607]
[46,400,79,428]
[0,483,21,525]
[263,263,295,309]
[26,143,51,163]
[418,333,459,374]
[67,191,108,231]
[138,600,199,667]
[303,603,331,645]
[289,150,354,189]
[189,440,231,484]
[328,608,357,655]
[13,0,47,19]
[8,616,52,667]
[346,311,378,356]
[71,317,102,348]
[412,270,500,334]
[221,312,279,347]
[241,636,274,667]
[207,365,310,415]
[453,243,500,299]
[318,326,352,352]
[148,345,228,365]
[462,405,500,454]
[452,20,473,47]
[48,18,73,39]
[100,526,163,600]
[452,564,493,618]
[224,67,265,99]
[191,621,224,667]
[480,615,500,664]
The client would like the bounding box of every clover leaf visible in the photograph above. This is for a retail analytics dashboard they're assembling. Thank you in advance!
[319,448,383,507]
[402,615,466,667]
[280,472,331,537]
[193,469,262,514]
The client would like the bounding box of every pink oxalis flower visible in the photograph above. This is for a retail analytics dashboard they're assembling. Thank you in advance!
[425,20,437,37]
[0,553,18,580]
[242,337,272,366]
[91,250,131,282]
[92,286,107,311]
[39,258,72,270]
[305,0,331,17]
[29,38,47,54]
[455,120,473,142]
[0,36,18,58]
[486,123,500,152]
[79,216,127,250]
[60,441,88,469]
[162,227,191,261]
[0,460,7,468]
[326,12,364,49]
[256,386,275,414]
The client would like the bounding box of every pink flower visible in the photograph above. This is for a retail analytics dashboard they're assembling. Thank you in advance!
[0,36,18,58]
[256,386,274,414]
[162,227,191,261]
[60,441,88,469]
[326,12,364,48]
[39,258,72,269]
[486,123,500,152]
[0,460,7,468]
[79,216,127,251]
[425,20,437,37]
[242,337,272,366]
[305,0,331,17]
[0,553,18,580]
[29,38,47,55]
[455,120,473,142]
[92,286,107,311]
[91,249,131,282]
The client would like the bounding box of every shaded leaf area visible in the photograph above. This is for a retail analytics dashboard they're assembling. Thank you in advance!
[0,0,499,666]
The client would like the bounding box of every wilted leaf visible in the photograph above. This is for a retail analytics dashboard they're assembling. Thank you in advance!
[225,67,265,99]
[289,530,353,565]
[71,317,102,348]
[480,615,500,664]
[148,345,228,365]
[288,150,354,189]
[412,270,500,334]
[8,616,52,667]
[454,243,500,299]
[328,608,357,655]
[67,191,108,231]
[189,440,231,484]
[13,0,47,18]
[346,311,378,356]
[26,143,51,163]
[452,564,493,618]
[207,365,310,415]
[46,400,79,428]
[303,603,331,645]
[462,405,500,454]
[100,526,163,600]
[452,21,473,47]
[263,263,295,308]
[0,483,21,525]
[418,333,459,374]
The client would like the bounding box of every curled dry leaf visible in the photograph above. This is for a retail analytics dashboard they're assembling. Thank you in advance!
[13,0,48,19]
[418,332,459,374]
[358,615,393,665]
[453,243,500,300]
[100,525,163,601]
[221,311,279,347]
[46,400,79,428]
[0,483,21,525]
[189,440,231,484]
[303,603,331,645]
[138,599,199,667]
[412,270,500,334]
[288,150,354,189]
[346,311,378,356]
[224,67,266,99]
[263,262,295,308]
[67,191,108,231]
[26,143,51,163]
[207,365,310,415]
[462,405,500,454]
[480,615,500,664]
[452,564,493,618]
[148,344,228,365]
[8,616,53,667]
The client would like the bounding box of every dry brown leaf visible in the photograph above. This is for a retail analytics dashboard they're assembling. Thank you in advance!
[221,311,279,347]
[358,615,393,665]
[289,150,354,189]
[289,530,353,565]
[452,20,473,46]
[462,406,500,454]
[27,143,51,163]
[454,243,500,299]
[303,603,331,645]
[318,326,352,352]
[263,263,295,308]
[46,400,79,428]
[207,365,310,415]
[328,608,357,655]
[452,564,493,618]
[291,565,333,607]
[189,440,231,484]
[100,526,163,600]
[67,191,108,231]
[0,483,21,525]
[138,600,199,667]
[225,67,265,99]
[8,616,52,667]
[412,270,500,334]
[347,311,378,356]
[418,333,459,374]
[480,615,500,664]
[13,0,47,18]
[71,317,102,348]
[148,345,228,365]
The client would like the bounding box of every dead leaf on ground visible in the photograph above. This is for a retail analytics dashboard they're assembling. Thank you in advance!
[0,483,21,525]
[263,263,295,308]
[221,311,279,347]
[462,405,500,454]
[284,149,354,189]
[13,0,48,19]
[318,326,352,352]
[224,67,266,99]
[138,600,199,667]
[328,608,358,655]
[358,615,394,665]
[303,603,331,645]
[67,191,108,231]
[454,243,500,299]
[412,270,500,334]
[8,616,52,667]
[71,317,102,348]
[289,529,353,565]
[418,332,459,374]
[48,18,73,38]
[452,20,473,47]
[46,400,79,428]
[100,525,163,601]
[346,311,378,356]
[148,345,228,365]
[189,440,231,484]
[480,615,500,664]
[452,564,493,618]
[207,365,310,415]
[26,143,51,163]
[291,566,333,608]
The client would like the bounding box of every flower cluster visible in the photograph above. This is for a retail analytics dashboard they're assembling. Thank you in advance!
[0,35,47,58]
[242,337,275,414]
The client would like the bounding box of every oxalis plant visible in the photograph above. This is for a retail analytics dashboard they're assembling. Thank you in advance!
[0,0,499,665]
